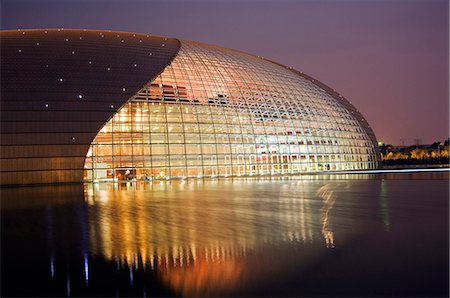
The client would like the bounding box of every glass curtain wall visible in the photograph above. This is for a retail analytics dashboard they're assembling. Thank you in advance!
[84,41,377,181]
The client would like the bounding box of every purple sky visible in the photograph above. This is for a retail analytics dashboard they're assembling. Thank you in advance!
[2,0,448,145]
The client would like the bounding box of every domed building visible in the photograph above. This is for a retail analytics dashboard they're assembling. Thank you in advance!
[0,29,379,185]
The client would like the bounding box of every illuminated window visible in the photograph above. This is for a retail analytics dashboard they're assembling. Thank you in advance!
[84,41,377,181]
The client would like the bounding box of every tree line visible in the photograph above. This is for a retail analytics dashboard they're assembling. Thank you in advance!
[379,139,449,165]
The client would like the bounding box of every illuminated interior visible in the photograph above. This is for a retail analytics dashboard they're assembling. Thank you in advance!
[84,40,377,181]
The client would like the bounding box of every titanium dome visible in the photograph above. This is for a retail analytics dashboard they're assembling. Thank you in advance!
[0,29,379,185]
[84,39,379,181]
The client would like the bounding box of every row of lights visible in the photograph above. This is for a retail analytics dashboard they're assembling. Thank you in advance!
[18,29,168,44]
[43,102,116,109]
[16,29,167,144]
[16,47,144,69]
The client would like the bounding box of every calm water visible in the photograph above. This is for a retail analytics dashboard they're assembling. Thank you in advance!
[1,172,449,297]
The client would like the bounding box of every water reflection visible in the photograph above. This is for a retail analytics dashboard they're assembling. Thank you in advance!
[2,172,448,297]
[83,177,378,295]
[317,184,337,248]
[379,179,390,232]
[86,180,332,265]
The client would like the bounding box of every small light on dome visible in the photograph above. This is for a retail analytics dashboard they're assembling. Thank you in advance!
[161,43,165,47]
[36,42,40,46]
[107,67,111,71]
[122,87,126,92]
[18,49,22,52]
[45,103,49,108]
[139,39,142,43]
[59,78,64,82]
[149,53,152,56]
[65,38,69,42]
[110,104,114,108]
[88,61,92,64]
[22,32,25,35]
[71,51,75,54]
[133,63,137,67]
[45,64,49,68]
[72,136,76,141]
[79,37,82,40]
[78,94,83,99]
[121,40,124,43]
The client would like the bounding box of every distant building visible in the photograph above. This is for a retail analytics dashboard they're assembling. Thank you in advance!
[1,29,379,185]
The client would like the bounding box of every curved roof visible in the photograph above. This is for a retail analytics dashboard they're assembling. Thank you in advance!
[1,29,180,184]
[0,29,379,185]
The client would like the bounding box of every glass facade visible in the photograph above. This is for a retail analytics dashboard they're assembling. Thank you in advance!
[84,41,377,181]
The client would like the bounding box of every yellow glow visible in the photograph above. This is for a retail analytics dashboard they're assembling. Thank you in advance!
[317,184,336,248]
[84,41,377,182]
[83,179,346,279]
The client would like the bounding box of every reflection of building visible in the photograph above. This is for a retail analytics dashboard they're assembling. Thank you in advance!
[2,177,386,296]
[84,180,342,267]
[1,29,379,185]
[85,181,319,295]
[84,179,367,296]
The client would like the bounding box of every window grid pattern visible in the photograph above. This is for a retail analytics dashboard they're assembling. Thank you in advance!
[84,41,377,181]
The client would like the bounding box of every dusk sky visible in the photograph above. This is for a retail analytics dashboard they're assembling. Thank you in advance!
[2,0,448,145]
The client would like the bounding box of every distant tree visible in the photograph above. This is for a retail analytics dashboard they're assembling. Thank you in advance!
[410,148,429,160]
[428,142,442,150]
[380,139,449,165]
[393,152,408,160]
[384,152,394,160]
[431,150,439,158]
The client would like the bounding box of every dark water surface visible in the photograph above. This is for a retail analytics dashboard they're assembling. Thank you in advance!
[1,172,449,297]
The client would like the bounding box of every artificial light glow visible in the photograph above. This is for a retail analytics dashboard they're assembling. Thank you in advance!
[84,254,89,284]
[84,40,379,182]
[50,256,55,278]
